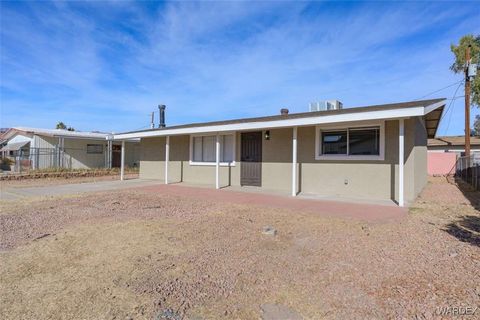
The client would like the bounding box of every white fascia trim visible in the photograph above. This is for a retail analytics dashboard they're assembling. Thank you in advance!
[314,120,385,161]
[428,149,480,153]
[51,135,109,141]
[30,132,109,139]
[113,106,427,140]
[424,100,446,115]
[314,155,384,161]
[189,161,236,167]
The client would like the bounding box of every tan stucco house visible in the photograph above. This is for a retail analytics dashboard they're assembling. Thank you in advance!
[0,127,139,170]
[113,99,445,207]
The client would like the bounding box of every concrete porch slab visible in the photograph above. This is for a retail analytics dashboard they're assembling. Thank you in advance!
[140,183,407,222]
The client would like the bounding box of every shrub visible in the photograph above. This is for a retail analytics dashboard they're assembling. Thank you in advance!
[1,157,15,166]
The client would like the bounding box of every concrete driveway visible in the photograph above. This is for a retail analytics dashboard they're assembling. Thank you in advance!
[0,179,162,201]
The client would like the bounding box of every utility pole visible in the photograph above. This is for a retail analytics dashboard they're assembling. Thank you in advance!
[465,45,471,163]
[150,112,155,129]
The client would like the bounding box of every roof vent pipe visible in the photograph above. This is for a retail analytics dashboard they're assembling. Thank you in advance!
[158,105,166,128]
[280,108,289,115]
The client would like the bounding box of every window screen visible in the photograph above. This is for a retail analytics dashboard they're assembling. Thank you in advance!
[349,127,380,155]
[322,131,347,155]
[193,136,203,162]
[222,135,234,162]
[192,134,234,163]
[202,136,216,162]
[87,144,103,154]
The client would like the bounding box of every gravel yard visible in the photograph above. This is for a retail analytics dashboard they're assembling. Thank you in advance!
[1,172,138,188]
[0,177,479,319]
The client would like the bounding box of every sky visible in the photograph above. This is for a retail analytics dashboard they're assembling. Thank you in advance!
[1,1,479,135]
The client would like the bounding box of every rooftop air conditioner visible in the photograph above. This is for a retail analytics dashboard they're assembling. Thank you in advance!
[309,100,343,112]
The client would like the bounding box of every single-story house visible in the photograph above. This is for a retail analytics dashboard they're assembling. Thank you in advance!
[427,136,480,175]
[0,127,140,170]
[112,98,446,207]
[427,136,480,154]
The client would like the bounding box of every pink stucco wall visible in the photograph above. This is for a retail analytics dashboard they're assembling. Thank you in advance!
[427,152,457,175]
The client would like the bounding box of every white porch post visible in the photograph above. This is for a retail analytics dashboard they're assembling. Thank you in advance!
[57,137,61,168]
[165,136,170,184]
[399,119,405,207]
[292,126,298,197]
[109,140,112,169]
[60,137,65,168]
[215,134,220,189]
[120,140,125,181]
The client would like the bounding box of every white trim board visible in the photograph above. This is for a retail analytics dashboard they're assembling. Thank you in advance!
[113,101,445,140]
[427,149,480,153]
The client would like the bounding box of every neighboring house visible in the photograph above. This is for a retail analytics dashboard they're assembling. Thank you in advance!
[0,128,11,150]
[427,136,480,154]
[427,136,480,175]
[112,98,446,207]
[0,127,139,170]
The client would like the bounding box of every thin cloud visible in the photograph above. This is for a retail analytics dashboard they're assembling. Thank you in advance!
[1,1,479,134]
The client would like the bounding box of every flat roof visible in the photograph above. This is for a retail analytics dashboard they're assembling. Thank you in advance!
[0,140,30,152]
[7,127,110,140]
[114,98,446,140]
[428,136,480,147]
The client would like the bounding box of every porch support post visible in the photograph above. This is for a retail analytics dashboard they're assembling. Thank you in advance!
[292,126,298,197]
[399,119,404,207]
[57,137,61,168]
[106,139,112,169]
[215,134,220,189]
[165,136,170,184]
[60,137,65,168]
[120,140,125,181]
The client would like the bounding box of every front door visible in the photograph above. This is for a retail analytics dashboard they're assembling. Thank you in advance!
[112,145,121,168]
[241,131,262,186]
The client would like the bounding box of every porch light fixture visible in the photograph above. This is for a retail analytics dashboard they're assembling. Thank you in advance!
[264,130,270,140]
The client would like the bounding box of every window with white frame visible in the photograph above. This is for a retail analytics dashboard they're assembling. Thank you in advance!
[316,123,384,160]
[191,134,235,164]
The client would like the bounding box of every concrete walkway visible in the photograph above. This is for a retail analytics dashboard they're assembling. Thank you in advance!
[0,179,162,201]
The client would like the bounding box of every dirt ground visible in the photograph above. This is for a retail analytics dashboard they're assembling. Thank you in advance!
[0,177,479,319]
[1,173,138,188]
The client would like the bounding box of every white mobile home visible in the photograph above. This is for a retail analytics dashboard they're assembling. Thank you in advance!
[0,127,139,170]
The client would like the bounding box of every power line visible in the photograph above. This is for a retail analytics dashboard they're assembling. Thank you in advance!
[415,79,464,100]
[444,99,456,135]
[442,81,464,134]
[439,81,464,122]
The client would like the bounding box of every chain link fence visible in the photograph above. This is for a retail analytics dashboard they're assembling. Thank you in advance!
[9,147,73,172]
[454,154,480,191]
[3,146,114,173]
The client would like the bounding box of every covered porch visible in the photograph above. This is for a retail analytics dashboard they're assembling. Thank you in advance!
[119,120,411,207]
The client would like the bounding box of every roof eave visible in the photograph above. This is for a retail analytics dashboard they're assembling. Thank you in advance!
[113,99,446,140]
[114,106,436,140]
